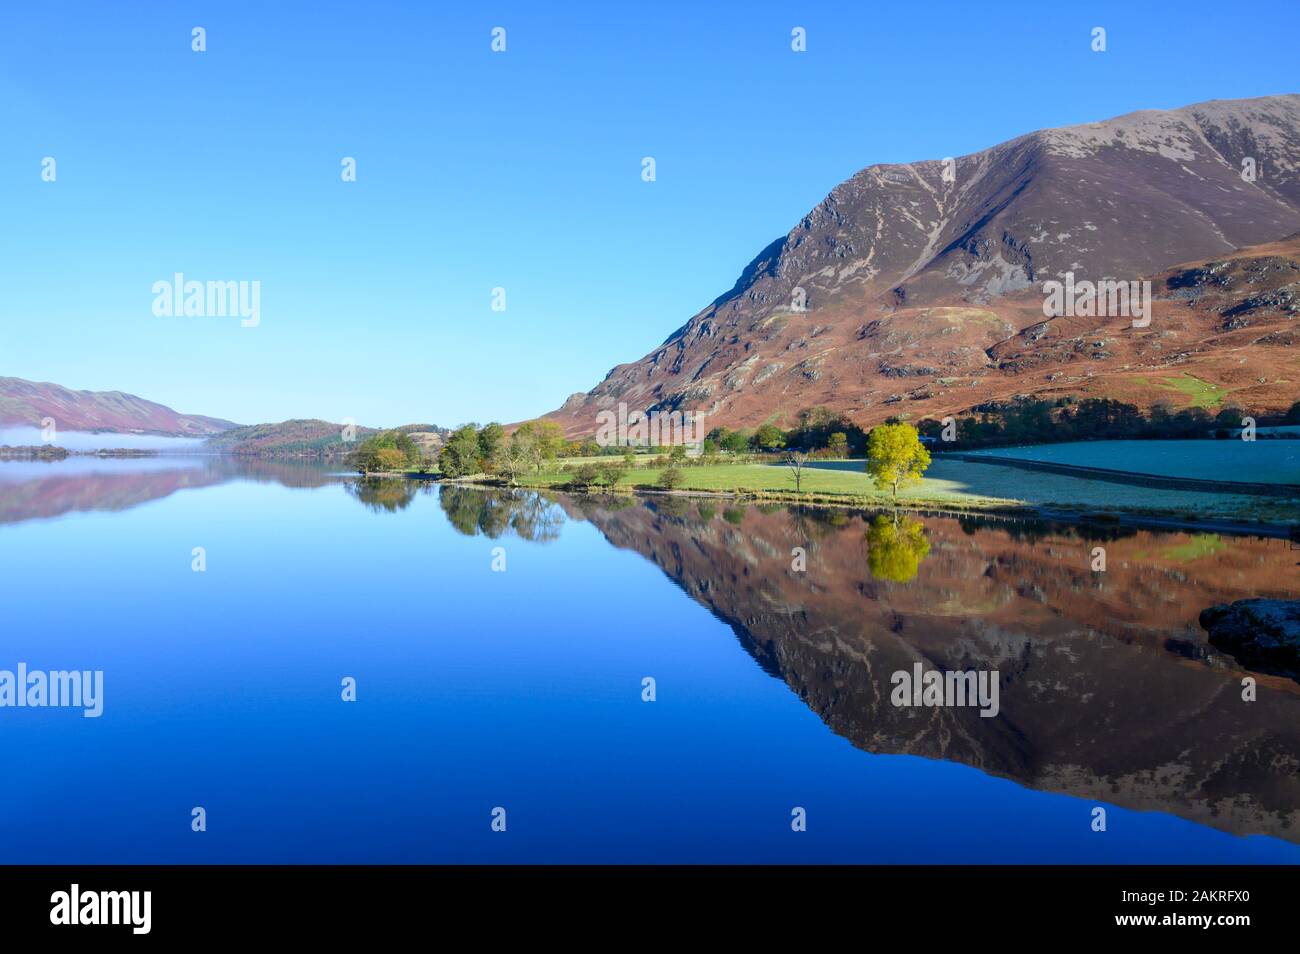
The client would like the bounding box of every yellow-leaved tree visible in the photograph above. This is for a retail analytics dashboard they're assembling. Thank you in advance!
[865,423,931,499]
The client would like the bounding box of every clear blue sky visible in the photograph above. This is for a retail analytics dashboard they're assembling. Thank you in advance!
[2,1,1296,428]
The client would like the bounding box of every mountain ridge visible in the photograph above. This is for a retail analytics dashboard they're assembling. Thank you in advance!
[0,376,238,437]
[546,94,1300,435]
[0,378,452,458]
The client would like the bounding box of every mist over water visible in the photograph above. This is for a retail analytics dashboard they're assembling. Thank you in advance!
[0,426,207,452]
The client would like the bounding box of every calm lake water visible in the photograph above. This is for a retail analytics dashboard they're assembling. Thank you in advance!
[1,457,1298,863]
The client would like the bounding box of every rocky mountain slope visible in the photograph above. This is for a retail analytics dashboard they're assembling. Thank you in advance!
[0,376,237,436]
[548,94,1300,435]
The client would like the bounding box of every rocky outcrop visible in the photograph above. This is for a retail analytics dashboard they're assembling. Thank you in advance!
[1200,599,1300,676]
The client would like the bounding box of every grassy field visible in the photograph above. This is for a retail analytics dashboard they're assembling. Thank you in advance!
[930,459,1296,522]
[814,458,1294,522]
[502,455,1299,524]
[962,439,1300,483]
[512,460,1013,508]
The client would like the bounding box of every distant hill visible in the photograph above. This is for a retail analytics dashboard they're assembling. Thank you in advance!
[205,420,376,458]
[0,376,237,436]
[391,424,451,458]
[0,377,453,458]
[206,419,450,458]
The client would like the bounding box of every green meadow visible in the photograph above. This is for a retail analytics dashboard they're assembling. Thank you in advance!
[501,453,1299,525]
[1133,373,1229,408]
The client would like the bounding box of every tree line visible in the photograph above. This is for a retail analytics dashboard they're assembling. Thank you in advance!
[706,406,866,457]
[916,396,1300,448]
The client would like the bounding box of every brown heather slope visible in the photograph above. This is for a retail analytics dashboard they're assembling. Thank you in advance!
[547,95,1300,436]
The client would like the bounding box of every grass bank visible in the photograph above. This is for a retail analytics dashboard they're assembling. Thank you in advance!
[480,456,1300,529]
[506,460,1011,509]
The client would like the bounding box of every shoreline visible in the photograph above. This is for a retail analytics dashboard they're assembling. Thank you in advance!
[396,473,1300,540]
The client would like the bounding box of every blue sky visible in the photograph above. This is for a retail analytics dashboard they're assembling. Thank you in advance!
[2,0,1296,428]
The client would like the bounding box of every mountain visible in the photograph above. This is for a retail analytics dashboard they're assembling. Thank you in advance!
[547,94,1300,435]
[0,377,453,458]
[0,377,237,436]
[206,419,450,458]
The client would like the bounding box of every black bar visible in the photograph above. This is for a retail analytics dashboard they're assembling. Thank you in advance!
[0,865,1290,940]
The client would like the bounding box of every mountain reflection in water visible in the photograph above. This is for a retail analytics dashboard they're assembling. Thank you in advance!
[433,484,1300,844]
[3,458,1297,851]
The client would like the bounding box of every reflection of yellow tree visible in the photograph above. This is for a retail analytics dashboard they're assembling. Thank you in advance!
[866,514,930,582]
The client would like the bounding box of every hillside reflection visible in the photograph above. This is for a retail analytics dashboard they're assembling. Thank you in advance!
[540,492,1300,844]
[6,462,1297,846]
[0,457,342,526]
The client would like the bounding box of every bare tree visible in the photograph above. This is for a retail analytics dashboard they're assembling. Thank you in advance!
[784,450,810,493]
[494,437,533,487]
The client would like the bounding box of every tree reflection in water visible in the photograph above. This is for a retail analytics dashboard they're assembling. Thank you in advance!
[437,485,564,543]
[346,477,420,513]
[865,513,931,583]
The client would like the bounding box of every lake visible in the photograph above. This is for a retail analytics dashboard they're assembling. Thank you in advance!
[1,457,1298,863]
